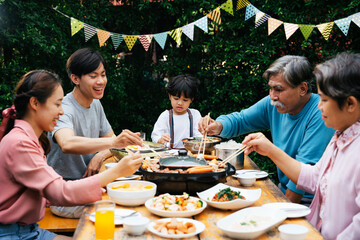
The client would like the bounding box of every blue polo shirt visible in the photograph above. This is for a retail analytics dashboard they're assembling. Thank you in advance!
[217,94,335,198]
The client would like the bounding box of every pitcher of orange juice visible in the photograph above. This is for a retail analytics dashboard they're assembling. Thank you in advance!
[95,200,115,240]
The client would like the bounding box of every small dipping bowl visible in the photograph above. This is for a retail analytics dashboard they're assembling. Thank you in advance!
[237,172,256,187]
[278,224,308,240]
[123,216,150,235]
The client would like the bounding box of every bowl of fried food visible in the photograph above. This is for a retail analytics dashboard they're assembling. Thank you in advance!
[107,180,156,206]
[147,218,205,238]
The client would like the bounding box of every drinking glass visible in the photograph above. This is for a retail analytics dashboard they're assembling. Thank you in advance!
[95,200,115,240]
[140,132,146,141]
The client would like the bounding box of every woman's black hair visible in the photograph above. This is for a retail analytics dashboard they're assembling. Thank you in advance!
[66,48,107,80]
[315,52,360,109]
[4,70,62,154]
[166,74,200,99]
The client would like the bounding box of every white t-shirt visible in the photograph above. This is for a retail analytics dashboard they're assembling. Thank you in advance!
[151,108,202,148]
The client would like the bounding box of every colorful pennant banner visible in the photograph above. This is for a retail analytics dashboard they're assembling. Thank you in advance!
[54,0,360,52]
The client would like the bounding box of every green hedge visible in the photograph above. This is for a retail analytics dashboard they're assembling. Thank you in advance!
[1,0,360,183]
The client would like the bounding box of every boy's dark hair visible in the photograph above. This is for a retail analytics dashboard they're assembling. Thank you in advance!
[66,48,106,79]
[166,74,200,99]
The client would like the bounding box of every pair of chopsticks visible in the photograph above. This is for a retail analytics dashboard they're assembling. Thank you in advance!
[218,145,248,167]
[143,144,162,158]
[218,136,260,167]
[197,113,211,157]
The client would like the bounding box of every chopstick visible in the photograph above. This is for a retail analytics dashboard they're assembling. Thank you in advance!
[198,113,210,157]
[219,135,260,167]
[144,144,162,158]
[218,145,248,167]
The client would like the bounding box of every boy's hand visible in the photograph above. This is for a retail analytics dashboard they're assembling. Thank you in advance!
[158,133,170,144]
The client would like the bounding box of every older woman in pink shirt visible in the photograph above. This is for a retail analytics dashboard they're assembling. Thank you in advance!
[242,52,360,240]
[0,70,142,240]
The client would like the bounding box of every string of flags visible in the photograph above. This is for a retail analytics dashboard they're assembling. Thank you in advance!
[55,0,360,52]
[238,0,360,40]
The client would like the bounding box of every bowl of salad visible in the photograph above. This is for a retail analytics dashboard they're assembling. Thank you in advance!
[145,193,207,218]
[197,183,261,210]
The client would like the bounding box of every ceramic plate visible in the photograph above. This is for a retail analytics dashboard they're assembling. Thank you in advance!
[145,196,206,218]
[197,183,261,210]
[88,209,141,225]
[147,218,205,239]
[217,206,287,239]
[262,202,311,218]
[115,175,141,181]
[234,170,269,179]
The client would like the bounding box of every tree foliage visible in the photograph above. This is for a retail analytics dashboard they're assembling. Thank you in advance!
[1,0,360,181]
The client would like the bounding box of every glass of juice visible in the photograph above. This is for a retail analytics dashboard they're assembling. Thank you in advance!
[95,200,115,240]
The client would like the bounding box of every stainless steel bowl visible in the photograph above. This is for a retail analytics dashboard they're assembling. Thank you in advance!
[182,137,221,154]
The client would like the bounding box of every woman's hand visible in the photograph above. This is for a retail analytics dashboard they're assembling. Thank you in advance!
[241,132,276,157]
[115,152,143,177]
[198,116,222,135]
[158,133,170,144]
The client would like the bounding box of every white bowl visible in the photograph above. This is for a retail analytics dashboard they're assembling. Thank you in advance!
[197,183,261,210]
[278,224,308,240]
[145,196,207,218]
[105,162,118,169]
[217,206,287,239]
[123,216,150,235]
[106,181,156,206]
[237,172,256,186]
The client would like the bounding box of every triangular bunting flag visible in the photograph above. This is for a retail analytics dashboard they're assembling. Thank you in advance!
[299,24,315,40]
[245,4,259,21]
[111,33,123,50]
[96,29,111,47]
[351,12,360,28]
[237,0,250,10]
[153,32,168,49]
[268,18,283,35]
[220,0,233,15]
[84,23,97,42]
[182,23,195,41]
[335,17,351,36]
[194,16,208,33]
[70,17,84,36]
[138,35,153,51]
[255,13,270,28]
[124,35,138,51]
[284,23,299,40]
[207,7,221,25]
[316,22,334,40]
[169,28,182,46]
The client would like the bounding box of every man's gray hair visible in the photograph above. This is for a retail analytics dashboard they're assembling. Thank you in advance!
[263,56,313,93]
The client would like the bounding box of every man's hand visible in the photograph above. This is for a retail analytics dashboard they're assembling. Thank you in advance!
[112,129,142,149]
[158,133,170,144]
[83,153,104,177]
[285,188,303,203]
[198,116,223,135]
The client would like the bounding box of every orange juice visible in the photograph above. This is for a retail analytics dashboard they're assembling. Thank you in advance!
[95,210,115,239]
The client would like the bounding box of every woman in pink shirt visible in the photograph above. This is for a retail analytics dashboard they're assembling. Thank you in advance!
[242,52,360,240]
[0,70,142,240]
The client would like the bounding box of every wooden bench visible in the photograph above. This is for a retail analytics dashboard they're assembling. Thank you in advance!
[38,208,79,233]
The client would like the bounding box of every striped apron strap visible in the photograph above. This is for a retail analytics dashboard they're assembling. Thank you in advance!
[187,109,193,137]
[169,109,174,149]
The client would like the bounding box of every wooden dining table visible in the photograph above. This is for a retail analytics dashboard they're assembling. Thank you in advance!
[73,154,324,239]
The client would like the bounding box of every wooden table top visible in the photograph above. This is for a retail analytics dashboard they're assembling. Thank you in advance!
[73,155,324,239]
